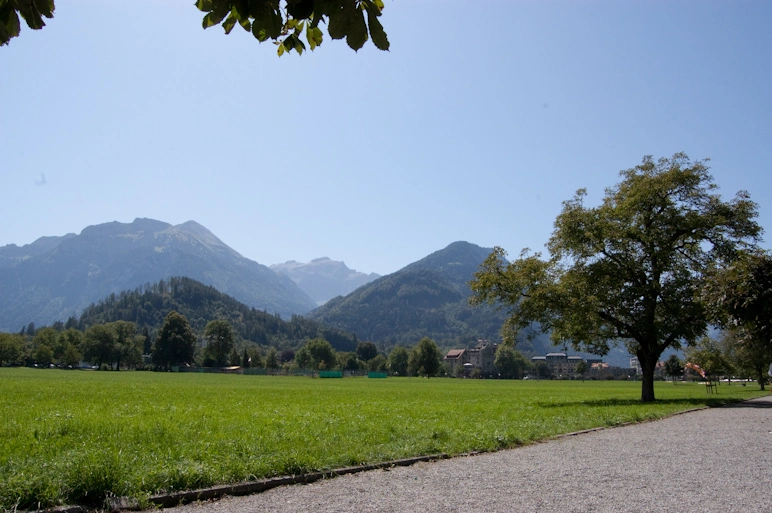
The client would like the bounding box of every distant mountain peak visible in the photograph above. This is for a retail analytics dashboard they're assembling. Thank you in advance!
[0,218,316,330]
[271,257,380,305]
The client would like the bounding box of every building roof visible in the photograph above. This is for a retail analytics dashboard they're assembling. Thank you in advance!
[444,349,466,360]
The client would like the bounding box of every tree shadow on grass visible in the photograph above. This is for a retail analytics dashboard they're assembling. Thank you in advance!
[535,397,764,409]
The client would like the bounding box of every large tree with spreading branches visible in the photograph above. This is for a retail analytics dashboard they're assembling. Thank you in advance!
[470,153,762,402]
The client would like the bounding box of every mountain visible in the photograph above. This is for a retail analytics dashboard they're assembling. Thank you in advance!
[270,257,380,305]
[307,241,525,350]
[306,241,637,366]
[77,277,359,352]
[0,218,316,331]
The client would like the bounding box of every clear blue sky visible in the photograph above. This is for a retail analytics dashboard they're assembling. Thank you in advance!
[1,0,770,275]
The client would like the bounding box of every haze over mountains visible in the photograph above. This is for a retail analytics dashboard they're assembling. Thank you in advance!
[0,218,316,331]
[271,258,380,305]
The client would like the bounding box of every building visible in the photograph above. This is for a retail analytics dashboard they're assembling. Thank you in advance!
[444,349,468,374]
[443,340,498,376]
[530,352,586,378]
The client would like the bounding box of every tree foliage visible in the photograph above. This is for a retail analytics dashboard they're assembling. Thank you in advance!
[299,338,337,370]
[470,153,762,402]
[0,332,26,366]
[0,0,54,46]
[387,345,409,376]
[203,319,236,366]
[407,337,441,377]
[663,354,684,383]
[355,341,378,362]
[702,250,772,389]
[197,0,389,55]
[1,1,390,53]
[493,345,530,379]
[153,311,196,370]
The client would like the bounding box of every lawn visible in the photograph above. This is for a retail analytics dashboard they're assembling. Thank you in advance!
[0,368,766,509]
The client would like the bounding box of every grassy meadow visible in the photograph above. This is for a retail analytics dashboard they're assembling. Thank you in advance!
[0,368,766,509]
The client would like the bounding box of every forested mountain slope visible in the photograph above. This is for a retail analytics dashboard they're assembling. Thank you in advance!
[77,277,359,351]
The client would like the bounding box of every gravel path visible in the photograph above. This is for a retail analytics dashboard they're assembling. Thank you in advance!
[172,396,772,513]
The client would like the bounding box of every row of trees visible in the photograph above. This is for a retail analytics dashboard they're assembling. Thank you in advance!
[0,321,146,369]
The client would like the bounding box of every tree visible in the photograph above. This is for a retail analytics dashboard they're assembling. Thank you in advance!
[2,1,390,53]
[83,324,116,369]
[303,338,337,370]
[387,345,409,376]
[203,319,236,367]
[717,328,769,389]
[57,328,83,367]
[0,332,26,366]
[493,345,529,379]
[265,347,280,370]
[153,311,196,370]
[575,360,589,381]
[110,321,141,370]
[356,341,378,362]
[663,354,684,384]
[703,250,772,390]
[368,353,388,372]
[685,336,733,381]
[470,154,761,402]
[408,337,441,377]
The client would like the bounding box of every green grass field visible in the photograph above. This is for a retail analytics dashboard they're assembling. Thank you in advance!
[0,368,766,509]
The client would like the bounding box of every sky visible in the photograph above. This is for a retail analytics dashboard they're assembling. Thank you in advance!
[1,0,770,276]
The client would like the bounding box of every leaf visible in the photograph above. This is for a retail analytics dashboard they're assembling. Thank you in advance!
[222,13,237,34]
[32,0,55,18]
[252,4,282,42]
[345,6,368,51]
[17,1,47,30]
[365,3,389,51]
[195,0,213,11]
[0,9,22,45]
[306,25,323,50]
[327,10,348,40]
[203,10,228,29]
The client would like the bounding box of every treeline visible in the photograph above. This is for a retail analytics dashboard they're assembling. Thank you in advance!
[0,314,533,380]
[70,277,358,352]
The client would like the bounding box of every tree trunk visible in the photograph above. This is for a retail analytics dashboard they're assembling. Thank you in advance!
[639,356,657,402]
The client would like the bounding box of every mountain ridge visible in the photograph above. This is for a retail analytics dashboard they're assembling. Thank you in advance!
[0,218,316,330]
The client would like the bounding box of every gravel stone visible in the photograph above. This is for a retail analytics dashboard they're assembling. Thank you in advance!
[169,395,772,513]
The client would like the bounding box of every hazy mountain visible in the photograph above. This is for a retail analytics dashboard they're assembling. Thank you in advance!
[0,233,76,268]
[0,218,316,331]
[270,257,380,305]
[78,276,359,352]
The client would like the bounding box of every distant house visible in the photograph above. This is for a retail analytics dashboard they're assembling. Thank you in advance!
[444,349,468,373]
[444,340,499,376]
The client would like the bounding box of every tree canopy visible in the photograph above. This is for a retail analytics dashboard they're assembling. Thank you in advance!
[153,311,196,370]
[470,153,762,402]
[407,337,441,377]
[703,250,772,389]
[1,0,390,53]
[203,319,236,366]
